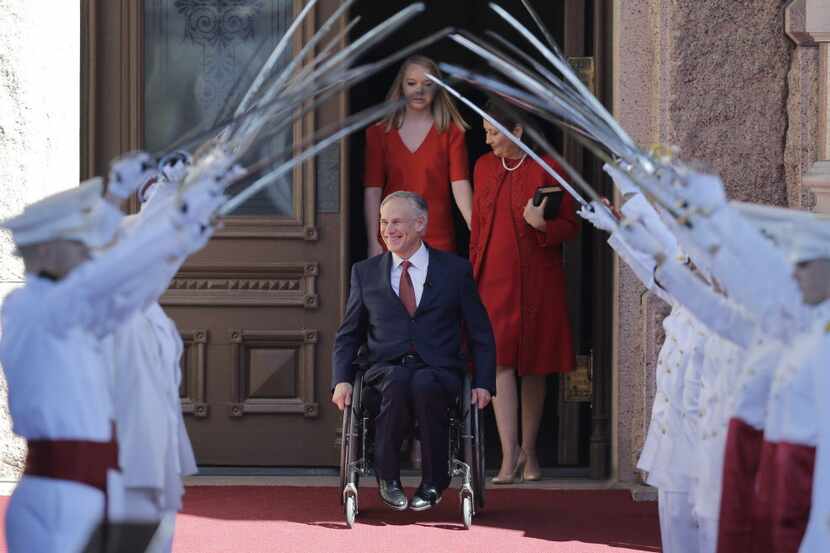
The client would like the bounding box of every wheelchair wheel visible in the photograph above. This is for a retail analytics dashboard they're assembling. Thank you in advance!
[338,402,352,506]
[461,492,473,529]
[338,372,364,505]
[463,378,486,512]
[471,403,486,510]
[345,491,357,528]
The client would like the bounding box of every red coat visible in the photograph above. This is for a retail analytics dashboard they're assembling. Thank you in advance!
[469,153,579,375]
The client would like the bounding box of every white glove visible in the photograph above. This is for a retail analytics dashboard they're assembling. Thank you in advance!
[620,219,664,259]
[620,194,681,254]
[174,189,226,254]
[108,151,158,200]
[159,151,192,184]
[578,201,617,233]
[185,216,220,255]
[603,163,640,197]
[176,180,226,226]
[184,152,245,195]
[674,170,727,214]
[620,193,655,221]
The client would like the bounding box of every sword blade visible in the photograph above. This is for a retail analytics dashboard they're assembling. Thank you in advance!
[235,0,319,115]
[219,98,407,215]
[426,73,588,206]
[518,0,565,61]
[438,62,627,159]
[489,3,638,154]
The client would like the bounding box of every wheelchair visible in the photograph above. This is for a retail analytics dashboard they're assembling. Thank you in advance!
[338,367,486,529]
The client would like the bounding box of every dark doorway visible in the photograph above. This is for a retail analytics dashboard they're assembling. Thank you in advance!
[346,1,607,475]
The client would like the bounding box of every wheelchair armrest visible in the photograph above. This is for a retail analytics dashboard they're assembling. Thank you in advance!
[352,343,370,373]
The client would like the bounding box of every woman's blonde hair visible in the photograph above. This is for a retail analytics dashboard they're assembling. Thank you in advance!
[380,55,469,133]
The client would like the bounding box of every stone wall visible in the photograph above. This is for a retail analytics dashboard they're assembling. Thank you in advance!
[0,1,79,479]
[612,0,793,483]
[785,45,820,209]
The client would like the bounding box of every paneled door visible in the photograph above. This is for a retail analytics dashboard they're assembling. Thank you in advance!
[82,0,349,466]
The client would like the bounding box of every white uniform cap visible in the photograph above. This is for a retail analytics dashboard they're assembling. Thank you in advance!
[731,201,830,262]
[0,177,119,248]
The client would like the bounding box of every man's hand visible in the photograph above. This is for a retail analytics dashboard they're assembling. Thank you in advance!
[332,382,353,412]
[523,198,547,231]
[470,388,491,410]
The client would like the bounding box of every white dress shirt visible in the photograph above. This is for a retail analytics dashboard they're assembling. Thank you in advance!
[390,242,429,306]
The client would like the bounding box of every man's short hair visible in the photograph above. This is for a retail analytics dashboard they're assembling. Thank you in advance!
[380,191,429,220]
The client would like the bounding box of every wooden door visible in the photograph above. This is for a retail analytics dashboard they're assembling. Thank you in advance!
[82,0,349,466]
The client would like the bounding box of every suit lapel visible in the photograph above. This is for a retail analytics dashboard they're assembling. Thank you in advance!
[415,246,441,315]
[381,252,397,299]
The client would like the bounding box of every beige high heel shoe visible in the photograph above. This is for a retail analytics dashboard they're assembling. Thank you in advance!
[491,451,525,485]
[521,449,542,481]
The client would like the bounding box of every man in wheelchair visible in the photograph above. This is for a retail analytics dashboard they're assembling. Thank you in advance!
[332,191,496,512]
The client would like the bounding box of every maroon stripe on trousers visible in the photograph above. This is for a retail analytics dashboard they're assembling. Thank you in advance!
[750,440,778,553]
[716,418,763,553]
[771,442,815,553]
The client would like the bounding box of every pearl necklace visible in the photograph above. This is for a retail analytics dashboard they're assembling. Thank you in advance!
[501,154,527,172]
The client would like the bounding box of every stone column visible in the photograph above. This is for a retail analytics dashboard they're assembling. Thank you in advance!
[786,0,830,213]
[0,1,80,479]
[612,0,792,484]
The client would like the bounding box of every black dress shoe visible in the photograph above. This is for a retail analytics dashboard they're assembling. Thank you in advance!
[409,484,442,511]
[378,479,408,511]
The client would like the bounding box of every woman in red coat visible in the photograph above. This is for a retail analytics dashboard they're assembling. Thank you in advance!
[363,56,472,255]
[470,103,580,483]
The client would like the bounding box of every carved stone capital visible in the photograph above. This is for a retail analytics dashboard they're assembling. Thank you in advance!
[786,0,830,45]
[805,160,830,213]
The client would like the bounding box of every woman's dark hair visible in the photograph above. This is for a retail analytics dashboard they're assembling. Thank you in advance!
[484,98,537,150]
[483,99,522,133]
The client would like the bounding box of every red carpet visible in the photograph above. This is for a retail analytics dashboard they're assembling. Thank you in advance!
[0,486,660,552]
[173,486,659,553]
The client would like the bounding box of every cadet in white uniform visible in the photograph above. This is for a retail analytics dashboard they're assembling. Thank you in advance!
[108,154,200,553]
[0,153,229,552]
[658,171,827,553]
[801,249,830,552]
[738,214,830,553]
[580,165,704,553]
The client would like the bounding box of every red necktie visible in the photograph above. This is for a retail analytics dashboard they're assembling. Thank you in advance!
[399,260,417,317]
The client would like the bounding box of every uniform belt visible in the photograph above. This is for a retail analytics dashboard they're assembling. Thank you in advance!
[24,427,119,493]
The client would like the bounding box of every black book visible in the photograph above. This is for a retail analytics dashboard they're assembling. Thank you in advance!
[532,186,564,220]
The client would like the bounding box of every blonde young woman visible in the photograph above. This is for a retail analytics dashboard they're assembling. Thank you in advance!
[364,56,472,255]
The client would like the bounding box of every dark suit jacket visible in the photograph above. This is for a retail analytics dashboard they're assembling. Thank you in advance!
[332,245,497,394]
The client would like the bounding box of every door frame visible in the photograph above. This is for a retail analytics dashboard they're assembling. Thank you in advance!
[80,0,612,477]
[587,0,614,480]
